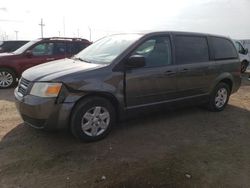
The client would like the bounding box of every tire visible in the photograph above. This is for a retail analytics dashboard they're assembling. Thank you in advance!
[241,61,248,73]
[207,82,230,112]
[70,97,116,142]
[0,68,17,89]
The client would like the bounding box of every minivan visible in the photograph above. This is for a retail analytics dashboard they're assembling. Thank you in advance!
[15,31,241,142]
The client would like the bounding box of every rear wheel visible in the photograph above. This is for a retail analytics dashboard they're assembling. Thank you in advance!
[0,68,17,89]
[70,97,115,142]
[207,82,230,112]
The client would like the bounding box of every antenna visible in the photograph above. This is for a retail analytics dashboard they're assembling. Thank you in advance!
[39,18,45,38]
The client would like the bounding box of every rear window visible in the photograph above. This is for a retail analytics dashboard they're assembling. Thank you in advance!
[211,37,238,60]
[175,35,209,64]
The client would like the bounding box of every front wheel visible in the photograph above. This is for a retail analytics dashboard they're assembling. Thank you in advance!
[0,68,17,89]
[70,97,116,142]
[207,83,230,112]
[241,61,248,73]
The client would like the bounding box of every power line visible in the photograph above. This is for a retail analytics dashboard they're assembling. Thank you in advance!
[0,19,23,23]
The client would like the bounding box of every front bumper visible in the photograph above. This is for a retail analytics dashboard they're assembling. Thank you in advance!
[14,88,75,130]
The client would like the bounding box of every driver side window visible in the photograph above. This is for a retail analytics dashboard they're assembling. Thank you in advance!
[31,43,54,56]
[133,36,172,67]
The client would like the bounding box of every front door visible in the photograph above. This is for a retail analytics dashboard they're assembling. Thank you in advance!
[125,36,178,107]
[18,42,56,73]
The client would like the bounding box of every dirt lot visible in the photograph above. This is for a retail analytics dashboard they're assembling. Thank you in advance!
[0,73,250,188]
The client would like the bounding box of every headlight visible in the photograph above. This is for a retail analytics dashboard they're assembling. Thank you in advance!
[30,82,62,97]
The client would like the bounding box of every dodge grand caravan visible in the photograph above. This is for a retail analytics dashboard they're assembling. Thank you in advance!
[15,31,241,142]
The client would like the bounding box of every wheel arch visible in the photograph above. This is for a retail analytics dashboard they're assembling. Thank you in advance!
[219,78,233,92]
[69,91,121,123]
[210,73,234,94]
[0,66,19,78]
[242,59,249,63]
[241,60,249,73]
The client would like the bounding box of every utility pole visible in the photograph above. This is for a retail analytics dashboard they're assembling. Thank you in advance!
[14,30,18,40]
[38,18,45,38]
[63,17,66,37]
[88,26,92,42]
[3,32,8,40]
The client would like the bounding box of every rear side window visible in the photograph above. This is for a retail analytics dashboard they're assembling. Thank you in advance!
[66,43,76,54]
[78,43,89,52]
[54,42,67,55]
[175,35,209,64]
[211,37,238,60]
[66,42,89,55]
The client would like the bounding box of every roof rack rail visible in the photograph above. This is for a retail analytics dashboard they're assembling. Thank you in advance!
[38,37,90,42]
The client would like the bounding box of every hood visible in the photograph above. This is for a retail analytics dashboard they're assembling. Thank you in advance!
[22,58,106,82]
[0,52,15,57]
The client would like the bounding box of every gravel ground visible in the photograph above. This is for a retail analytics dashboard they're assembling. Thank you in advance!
[0,73,249,188]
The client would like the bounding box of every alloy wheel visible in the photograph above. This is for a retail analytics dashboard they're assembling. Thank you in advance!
[0,71,13,88]
[81,106,110,137]
[215,88,228,109]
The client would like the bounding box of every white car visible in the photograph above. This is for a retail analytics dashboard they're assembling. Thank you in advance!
[234,40,250,73]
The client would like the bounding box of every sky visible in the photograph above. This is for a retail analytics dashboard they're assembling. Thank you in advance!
[0,0,250,41]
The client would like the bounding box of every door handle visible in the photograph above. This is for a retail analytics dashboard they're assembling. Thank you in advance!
[164,70,176,76]
[180,68,189,73]
[46,58,55,61]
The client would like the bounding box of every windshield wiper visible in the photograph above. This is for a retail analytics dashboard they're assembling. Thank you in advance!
[72,57,92,63]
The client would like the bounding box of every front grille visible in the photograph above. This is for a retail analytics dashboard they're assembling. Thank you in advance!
[18,77,31,96]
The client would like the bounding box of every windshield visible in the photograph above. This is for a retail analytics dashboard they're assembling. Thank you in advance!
[13,40,38,54]
[75,34,142,64]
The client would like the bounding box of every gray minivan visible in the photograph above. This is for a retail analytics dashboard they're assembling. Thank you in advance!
[15,31,241,141]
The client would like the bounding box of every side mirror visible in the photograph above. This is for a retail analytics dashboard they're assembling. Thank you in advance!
[244,48,248,55]
[125,55,145,69]
[25,50,32,58]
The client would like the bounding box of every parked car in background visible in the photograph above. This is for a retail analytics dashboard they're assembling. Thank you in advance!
[15,31,241,142]
[234,40,249,73]
[0,40,29,53]
[0,37,91,88]
[240,40,250,56]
